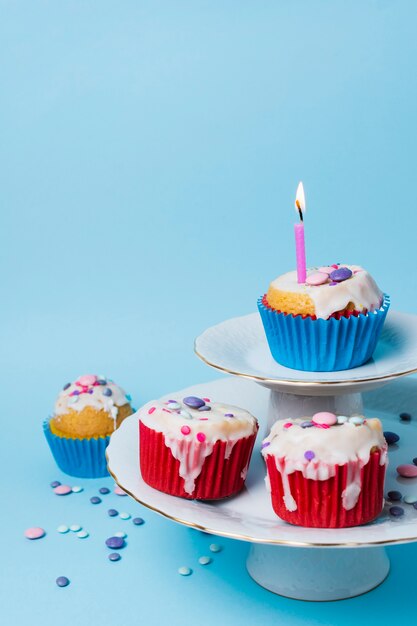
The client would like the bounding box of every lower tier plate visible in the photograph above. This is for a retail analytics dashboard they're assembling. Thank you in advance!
[107,375,417,547]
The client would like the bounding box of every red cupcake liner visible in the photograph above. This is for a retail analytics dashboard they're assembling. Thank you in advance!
[265,451,385,528]
[139,421,258,500]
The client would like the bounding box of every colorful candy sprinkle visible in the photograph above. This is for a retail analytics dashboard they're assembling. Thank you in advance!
[120,512,131,520]
[62,383,71,390]
[133,518,144,525]
[54,485,72,496]
[387,490,402,501]
[337,416,348,424]
[384,432,400,445]
[403,495,417,504]
[57,525,69,534]
[198,406,211,412]
[349,416,365,426]
[181,425,191,435]
[105,536,125,549]
[261,442,271,449]
[202,398,211,402]
[69,524,82,532]
[179,410,192,419]
[167,401,180,410]
[71,486,83,493]
[114,531,127,538]
[304,450,315,461]
[306,271,329,286]
[283,422,293,429]
[224,413,234,417]
[103,388,113,397]
[318,266,334,275]
[114,487,127,496]
[24,527,45,540]
[77,530,89,539]
[178,566,192,576]
[183,396,205,409]
[56,576,70,588]
[329,267,352,282]
[50,481,61,488]
[300,421,314,428]
[397,464,417,478]
[312,412,337,427]
[148,407,156,414]
[389,506,404,517]
[400,412,412,421]
[78,374,97,386]
[209,543,222,553]
[90,496,102,505]
[108,509,118,517]
[99,487,110,495]
[97,379,107,385]
[108,553,121,562]
[196,432,206,443]
[198,556,212,566]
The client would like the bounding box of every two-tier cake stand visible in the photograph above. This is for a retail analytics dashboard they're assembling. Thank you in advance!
[107,310,417,601]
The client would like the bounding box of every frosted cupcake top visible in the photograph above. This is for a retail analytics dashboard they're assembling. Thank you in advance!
[262,412,387,512]
[139,395,257,443]
[268,265,383,319]
[55,374,131,422]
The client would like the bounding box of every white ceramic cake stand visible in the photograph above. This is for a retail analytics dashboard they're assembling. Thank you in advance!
[107,311,417,601]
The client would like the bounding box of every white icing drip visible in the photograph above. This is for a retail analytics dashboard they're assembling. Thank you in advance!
[164,434,215,494]
[262,416,387,512]
[224,439,237,460]
[269,266,384,319]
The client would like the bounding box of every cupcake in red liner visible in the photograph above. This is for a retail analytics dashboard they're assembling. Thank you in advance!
[139,395,258,499]
[262,412,388,528]
[258,264,390,371]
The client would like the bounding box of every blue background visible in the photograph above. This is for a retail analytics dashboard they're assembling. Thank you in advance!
[2,1,417,624]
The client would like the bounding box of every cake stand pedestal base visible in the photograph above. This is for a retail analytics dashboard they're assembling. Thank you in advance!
[246,544,390,601]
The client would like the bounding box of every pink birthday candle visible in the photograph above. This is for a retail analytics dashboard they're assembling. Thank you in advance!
[294,181,306,283]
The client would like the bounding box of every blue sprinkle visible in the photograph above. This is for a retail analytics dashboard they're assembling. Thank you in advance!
[90,496,102,505]
[108,509,118,517]
[125,394,132,402]
[133,517,144,525]
[301,421,315,428]
[99,487,110,495]
[63,383,71,391]
[384,431,400,445]
[389,506,404,517]
[261,442,270,449]
[103,388,113,397]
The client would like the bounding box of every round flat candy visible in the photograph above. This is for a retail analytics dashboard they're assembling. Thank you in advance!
[166,401,180,410]
[387,490,402,501]
[99,487,110,495]
[329,267,353,282]
[349,416,365,426]
[114,486,127,496]
[57,525,69,534]
[300,421,314,428]
[77,530,89,539]
[183,396,205,409]
[178,566,192,576]
[397,464,417,478]
[133,517,144,526]
[337,415,348,424]
[90,496,101,505]
[105,536,125,549]
[318,266,334,275]
[103,388,113,397]
[69,524,82,532]
[389,506,404,517]
[24,527,45,540]
[312,412,337,427]
[78,374,97,386]
[306,271,329,286]
[71,486,83,493]
[54,485,72,496]
[119,512,131,520]
[114,531,127,538]
[198,405,211,412]
[384,431,400,445]
[108,509,118,517]
[108,553,121,562]
[56,576,70,588]
[403,495,417,504]
[179,409,192,419]
[209,543,222,553]
[400,412,412,421]
[198,556,212,566]
[50,481,61,488]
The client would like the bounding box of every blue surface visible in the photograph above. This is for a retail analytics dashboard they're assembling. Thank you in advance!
[2,1,417,624]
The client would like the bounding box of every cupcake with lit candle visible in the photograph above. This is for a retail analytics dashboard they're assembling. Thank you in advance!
[139,395,258,499]
[44,374,133,477]
[257,183,390,371]
[262,411,388,528]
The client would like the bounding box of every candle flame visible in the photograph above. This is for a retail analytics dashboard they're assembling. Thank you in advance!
[295,181,306,219]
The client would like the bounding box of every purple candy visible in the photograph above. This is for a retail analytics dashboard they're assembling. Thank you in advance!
[304,450,315,461]
[224,413,234,417]
[198,406,211,412]
[183,396,205,409]
[105,536,125,549]
[99,487,110,495]
[108,553,121,562]
[261,442,271,449]
[50,480,61,488]
[301,421,315,428]
[389,506,404,517]
[56,576,70,587]
[329,267,353,283]
[133,517,144,525]
[387,490,402,501]
[108,509,118,517]
[63,383,71,390]
[97,379,107,385]
[72,390,81,396]
[90,496,102,504]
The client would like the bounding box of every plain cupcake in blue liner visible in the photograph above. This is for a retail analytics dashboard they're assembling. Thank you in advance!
[43,374,133,478]
[258,265,390,372]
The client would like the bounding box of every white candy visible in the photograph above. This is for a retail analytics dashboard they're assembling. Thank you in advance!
[119,512,131,520]
[337,415,348,424]
[57,525,69,534]
[77,530,89,539]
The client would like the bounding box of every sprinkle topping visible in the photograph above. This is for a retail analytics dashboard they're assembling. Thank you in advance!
[183,396,205,409]
[312,412,337,427]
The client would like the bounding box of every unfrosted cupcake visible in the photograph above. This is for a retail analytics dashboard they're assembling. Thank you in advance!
[139,395,258,500]
[262,411,388,528]
[258,264,389,371]
[44,374,133,477]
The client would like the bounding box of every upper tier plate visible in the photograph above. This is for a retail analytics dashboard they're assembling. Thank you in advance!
[107,376,417,547]
[195,310,417,394]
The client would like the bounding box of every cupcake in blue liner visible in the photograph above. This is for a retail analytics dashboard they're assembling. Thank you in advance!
[43,374,133,478]
[258,265,390,372]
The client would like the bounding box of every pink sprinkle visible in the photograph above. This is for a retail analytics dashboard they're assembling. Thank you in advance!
[162,408,172,413]
[283,423,293,429]
[148,407,156,414]
[315,423,330,429]
[202,398,211,402]
[181,425,191,435]
[54,485,72,496]
[24,527,46,540]
[114,486,127,496]
[199,418,209,421]
[196,432,206,443]
[331,264,339,269]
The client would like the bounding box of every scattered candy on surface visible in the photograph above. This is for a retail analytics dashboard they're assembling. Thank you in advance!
[114,531,127,538]
[24,527,45,540]
[283,422,293,429]
[414,458,417,466]
[57,525,69,534]
[71,486,83,493]
[312,412,337,427]
[397,464,417,478]
[119,512,131,520]
[108,509,118,517]
[69,524,82,532]
[178,566,192,576]
[384,431,400,445]
[148,407,156,415]
[198,556,212,566]
[105,536,125,549]
[387,490,402,501]
[54,485,72,496]
[403,495,417,504]
[108,553,121,562]
[99,487,110,495]
[400,412,412,421]
[56,576,70,588]
[77,530,89,539]
[50,481,61,488]
[132,518,144,526]
[389,506,405,517]
[114,487,127,496]
[318,266,334,275]
[209,544,222,553]
[183,396,205,409]
[90,496,102,505]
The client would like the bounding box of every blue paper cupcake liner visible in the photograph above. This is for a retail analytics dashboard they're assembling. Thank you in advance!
[257,294,390,372]
[43,419,110,478]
